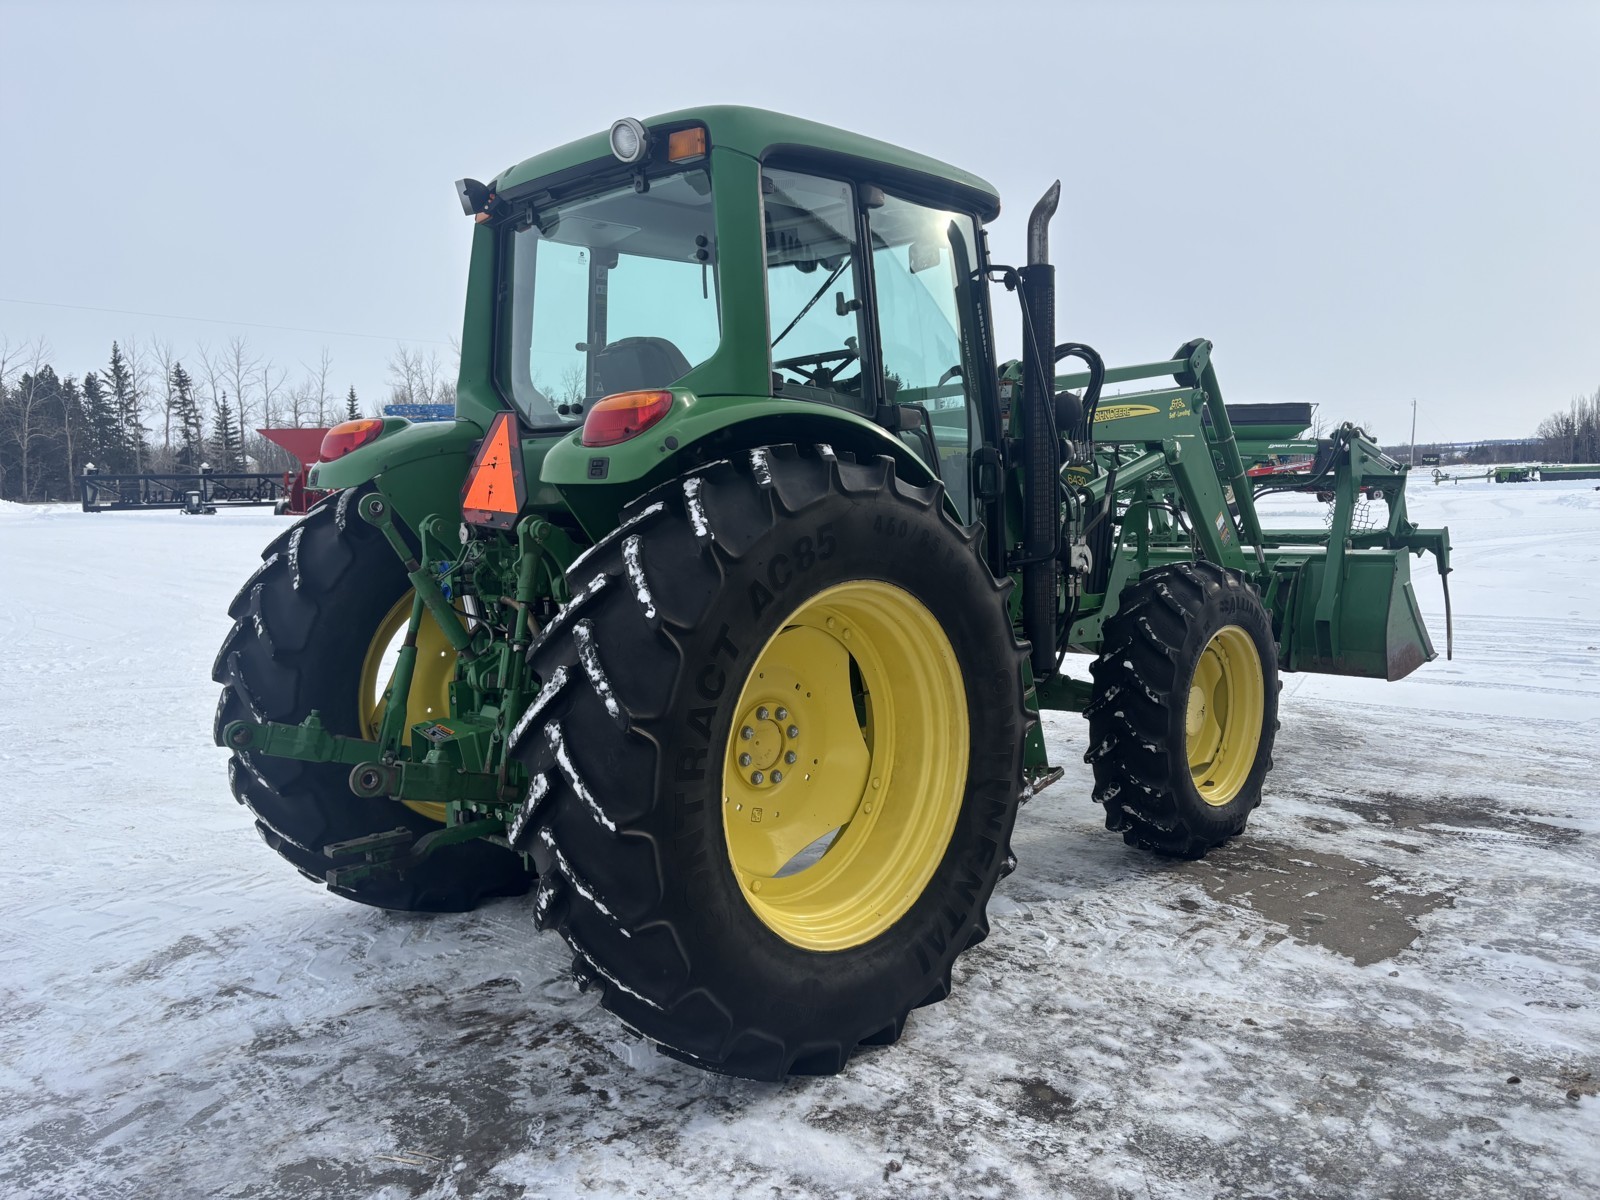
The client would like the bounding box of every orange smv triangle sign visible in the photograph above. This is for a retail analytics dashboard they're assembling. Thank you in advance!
[461,411,526,529]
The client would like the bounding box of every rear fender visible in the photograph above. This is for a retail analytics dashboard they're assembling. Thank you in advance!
[539,392,941,541]
[306,417,487,536]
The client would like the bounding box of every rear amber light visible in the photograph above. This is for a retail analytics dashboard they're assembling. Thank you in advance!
[667,126,708,162]
[320,418,384,461]
[581,390,674,447]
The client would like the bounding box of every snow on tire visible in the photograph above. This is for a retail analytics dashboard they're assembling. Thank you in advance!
[509,444,1029,1080]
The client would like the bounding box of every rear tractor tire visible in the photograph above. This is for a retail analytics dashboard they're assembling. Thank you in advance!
[508,445,1028,1080]
[213,487,534,911]
[1085,560,1279,858]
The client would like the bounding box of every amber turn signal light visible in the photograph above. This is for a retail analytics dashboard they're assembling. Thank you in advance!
[667,126,708,162]
[320,418,385,461]
[581,391,674,447]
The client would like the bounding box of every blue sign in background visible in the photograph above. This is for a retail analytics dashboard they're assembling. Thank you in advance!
[383,404,456,422]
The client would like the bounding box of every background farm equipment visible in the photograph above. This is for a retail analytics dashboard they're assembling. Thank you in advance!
[214,107,1452,1079]
[80,427,332,515]
[1533,463,1600,482]
[1432,464,1600,485]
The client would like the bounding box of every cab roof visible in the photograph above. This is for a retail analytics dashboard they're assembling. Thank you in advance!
[492,105,1002,223]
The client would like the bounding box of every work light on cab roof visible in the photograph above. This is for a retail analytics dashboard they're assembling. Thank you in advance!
[610,116,708,166]
[608,117,649,164]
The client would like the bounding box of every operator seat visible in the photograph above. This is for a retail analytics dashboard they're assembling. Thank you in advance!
[595,337,692,395]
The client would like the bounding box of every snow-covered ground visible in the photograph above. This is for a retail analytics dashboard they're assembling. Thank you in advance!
[1,478,1597,1199]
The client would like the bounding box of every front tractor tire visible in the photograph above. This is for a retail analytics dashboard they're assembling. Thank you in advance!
[213,487,533,911]
[1085,560,1279,858]
[509,446,1028,1080]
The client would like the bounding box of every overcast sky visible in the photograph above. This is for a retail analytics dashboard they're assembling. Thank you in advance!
[2,0,1595,442]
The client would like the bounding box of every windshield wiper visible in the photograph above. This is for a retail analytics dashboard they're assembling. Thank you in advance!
[771,256,851,349]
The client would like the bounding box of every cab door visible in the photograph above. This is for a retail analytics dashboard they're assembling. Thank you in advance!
[864,194,991,524]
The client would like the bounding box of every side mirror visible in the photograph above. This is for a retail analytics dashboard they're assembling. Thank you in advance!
[455,178,491,217]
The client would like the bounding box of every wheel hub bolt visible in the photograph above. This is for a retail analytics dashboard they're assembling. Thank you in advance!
[751,771,764,784]
[787,725,799,738]
[739,752,752,767]
[772,770,784,783]
[757,706,770,721]
[775,707,788,721]
[785,751,797,764]
[741,726,754,740]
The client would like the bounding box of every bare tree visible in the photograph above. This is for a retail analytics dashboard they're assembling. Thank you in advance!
[121,334,157,472]
[259,358,287,428]
[286,379,312,428]
[307,347,334,426]
[195,342,226,433]
[558,362,585,405]
[151,338,179,466]
[221,335,261,446]
[1534,388,1600,463]
[387,343,444,406]
[0,338,19,407]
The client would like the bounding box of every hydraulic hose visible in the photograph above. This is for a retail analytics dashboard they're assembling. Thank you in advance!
[1054,342,1106,444]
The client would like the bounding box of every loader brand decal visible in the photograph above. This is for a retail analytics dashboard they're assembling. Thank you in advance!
[1169,395,1191,419]
[1092,403,1160,424]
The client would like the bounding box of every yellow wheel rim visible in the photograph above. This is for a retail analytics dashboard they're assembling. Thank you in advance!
[722,581,969,952]
[1185,625,1265,806]
[359,592,457,823]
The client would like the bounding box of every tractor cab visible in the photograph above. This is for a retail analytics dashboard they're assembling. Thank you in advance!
[440,107,1005,537]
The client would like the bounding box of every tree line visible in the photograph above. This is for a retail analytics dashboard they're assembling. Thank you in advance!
[0,336,456,502]
[1391,387,1600,466]
[1533,386,1600,465]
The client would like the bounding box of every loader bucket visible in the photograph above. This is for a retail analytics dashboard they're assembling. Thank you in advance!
[1284,548,1436,681]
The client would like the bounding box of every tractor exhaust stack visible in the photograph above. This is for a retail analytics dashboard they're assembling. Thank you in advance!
[1020,181,1063,679]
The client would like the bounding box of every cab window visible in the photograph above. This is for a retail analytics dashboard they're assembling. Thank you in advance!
[868,195,984,520]
[762,168,870,411]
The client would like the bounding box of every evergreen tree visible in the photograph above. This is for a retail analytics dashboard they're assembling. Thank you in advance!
[171,363,204,470]
[80,371,120,472]
[105,342,145,472]
[209,394,241,470]
[55,376,86,498]
[346,385,360,421]
[0,366,59,500]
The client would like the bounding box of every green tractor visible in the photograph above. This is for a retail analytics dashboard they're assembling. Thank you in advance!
[215,107,1452,1079]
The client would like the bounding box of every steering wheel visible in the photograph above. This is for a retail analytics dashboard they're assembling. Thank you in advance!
[774,347,860,387]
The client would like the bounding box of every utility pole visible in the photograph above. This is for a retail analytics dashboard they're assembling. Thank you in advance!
[1410,398,1418,467]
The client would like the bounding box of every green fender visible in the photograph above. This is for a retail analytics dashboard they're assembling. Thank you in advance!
[307,418,484,491]
[306,418,486,536]
[303,394,941,549]
[539,390,941,541]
